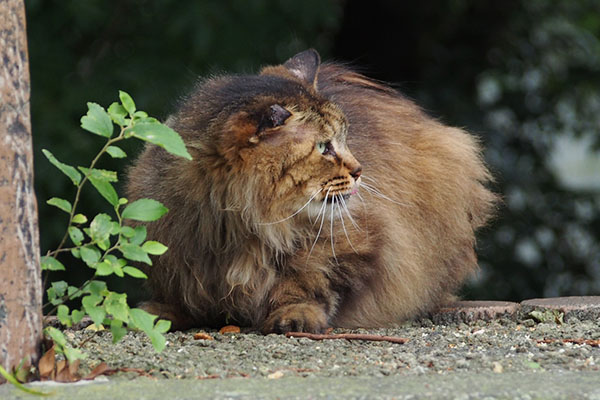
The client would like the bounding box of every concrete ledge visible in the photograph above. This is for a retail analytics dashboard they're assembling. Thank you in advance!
[428,296,600,324]
[430,300,520,324]
[520,296,600,322]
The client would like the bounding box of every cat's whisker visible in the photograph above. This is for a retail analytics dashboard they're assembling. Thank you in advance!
[337,194,359,254]
[259,188,323,225]
[312,189,329,228]
[308,187,331,260]
[362,175,411,195]
[361,182,409,207]
[361,175,379,184]
[330,193,338,263]
[339,194,361,231]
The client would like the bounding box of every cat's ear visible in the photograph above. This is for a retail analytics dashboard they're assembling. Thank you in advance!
[259,104,292,131]
[250,104,292,143]
[284,49,321,88]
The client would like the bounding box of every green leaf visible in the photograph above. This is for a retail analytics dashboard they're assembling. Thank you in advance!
[80,245,101,266]
[106,145,127,158]
[119,90,136,115]
[72,213,88,224]
[119,243,152,265]
[133,111,148,119]
[80,102,113,138]
[57,305,71,327]
[95,260,113,276]
[41,255,65,271]
[122,198,168,221]
[82,294,105,326]
[113,262,124,277]
[110,319,127,344]
[105,292,129,321]
[82,280,108,296]
[46,287,58,304]
[130,226,147,245]
[63,347,87,363]
[89,177,118,206]
[72,309,85,324]
[46,283,63,305]
[125,121,192,160]
[67,285,81,299]
[142,240,168,255]
[106,255,126,277]
[47,197,72,213]
[128,307,156,332]
[108,102,127,126]
[71,248,81,259]
[0,365,51,396]
[45,326,67,347]
[91,179,119,206]
[42,149,82,185]
[129,308,169,351]
[78,167,118,182]
[90,213,113,243]
[147,330,167,352]
[110,221,120,235]
[47,281,67,305]
[51,281,68,297]
[155,319,171,334]
[78,167,119,206]
[97,238,110,251]
[68,226,84,246]
[120,226,136,237]
[122,266,148,279]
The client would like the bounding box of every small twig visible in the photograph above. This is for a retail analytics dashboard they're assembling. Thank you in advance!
[103,367,154,378]
[286,331,409,344]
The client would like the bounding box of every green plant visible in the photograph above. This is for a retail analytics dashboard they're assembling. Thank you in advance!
[40,91,192,362]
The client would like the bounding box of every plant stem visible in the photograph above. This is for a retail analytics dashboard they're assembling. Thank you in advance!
[49,130,125,258]
[43,127,128,313]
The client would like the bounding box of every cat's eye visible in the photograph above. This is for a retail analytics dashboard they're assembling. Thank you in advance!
[316,141,332,155]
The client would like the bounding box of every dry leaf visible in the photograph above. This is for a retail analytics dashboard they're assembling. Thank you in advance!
[84,323,105,332]
[38,345,56,380]
[56,360,67,376]
[219,325,240,334]
[68,359,80,377]
[193,332,214,340]
[85,362,110,380]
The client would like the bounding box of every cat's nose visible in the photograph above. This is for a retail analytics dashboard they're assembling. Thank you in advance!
[350,165,362,180]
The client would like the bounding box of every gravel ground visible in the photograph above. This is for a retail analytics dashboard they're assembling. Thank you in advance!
[64,316,600,380]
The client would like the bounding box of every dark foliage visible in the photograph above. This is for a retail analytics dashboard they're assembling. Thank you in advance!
[28,0,600,303]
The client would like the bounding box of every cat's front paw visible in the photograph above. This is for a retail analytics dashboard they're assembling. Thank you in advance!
[262,303,328,334]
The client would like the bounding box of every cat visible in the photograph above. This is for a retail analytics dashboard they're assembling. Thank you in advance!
[126,49,497,333]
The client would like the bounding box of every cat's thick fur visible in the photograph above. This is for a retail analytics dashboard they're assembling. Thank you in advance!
[126,50,497,333]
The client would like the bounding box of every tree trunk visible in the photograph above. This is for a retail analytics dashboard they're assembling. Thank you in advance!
[0,0,42,380]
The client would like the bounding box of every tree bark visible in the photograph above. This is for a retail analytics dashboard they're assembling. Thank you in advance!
[0,0,42,380]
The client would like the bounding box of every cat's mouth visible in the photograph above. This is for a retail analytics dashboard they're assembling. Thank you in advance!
[321,177,360,203]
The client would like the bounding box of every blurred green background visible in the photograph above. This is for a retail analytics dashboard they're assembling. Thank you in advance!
[27,0,600,305]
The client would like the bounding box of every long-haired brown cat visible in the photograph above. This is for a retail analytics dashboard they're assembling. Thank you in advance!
[126,49,497,333]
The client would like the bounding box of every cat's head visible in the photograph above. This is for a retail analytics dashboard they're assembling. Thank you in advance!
[177,50,362,227]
